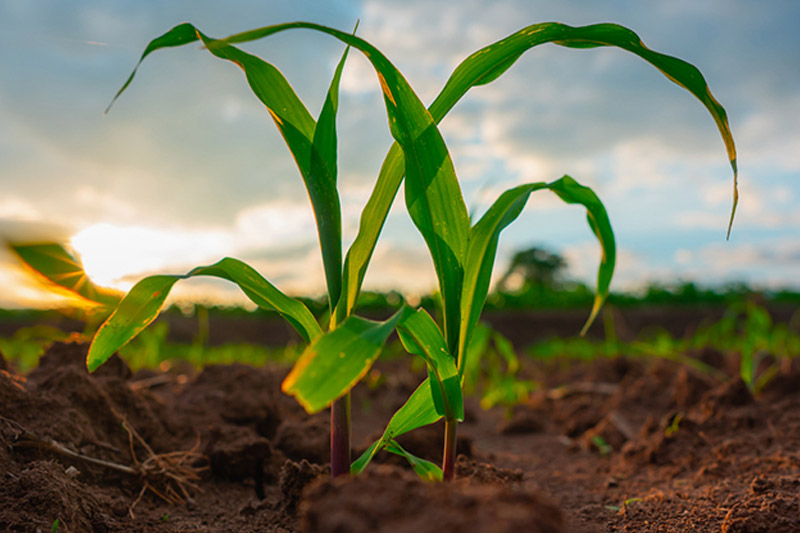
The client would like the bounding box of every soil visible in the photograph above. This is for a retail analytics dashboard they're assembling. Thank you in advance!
[1,337,799,532]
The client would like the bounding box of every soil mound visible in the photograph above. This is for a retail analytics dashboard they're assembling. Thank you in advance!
[2,339,799,531]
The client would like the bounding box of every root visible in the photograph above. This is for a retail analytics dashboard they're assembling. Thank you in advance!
[11,414,208,519]
[117,414,207,518]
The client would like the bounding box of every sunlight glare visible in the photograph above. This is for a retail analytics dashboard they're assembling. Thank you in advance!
[70,223,228,288]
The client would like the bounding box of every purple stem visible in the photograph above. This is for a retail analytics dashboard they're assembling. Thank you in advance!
[330,394,351,477]
[442,418,457,481]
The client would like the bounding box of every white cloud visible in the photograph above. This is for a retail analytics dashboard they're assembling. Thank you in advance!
[0,197,40,222]
[2,0,799,308]
[233,202,316,249]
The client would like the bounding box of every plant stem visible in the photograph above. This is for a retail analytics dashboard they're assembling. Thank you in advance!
[442,417,458,481]
[330,393,351,477]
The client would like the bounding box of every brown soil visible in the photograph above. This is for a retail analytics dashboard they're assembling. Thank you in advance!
[1,339,799,532]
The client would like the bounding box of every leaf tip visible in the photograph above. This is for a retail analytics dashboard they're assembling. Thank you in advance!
[726,161,739,241]
[579,297,603,337]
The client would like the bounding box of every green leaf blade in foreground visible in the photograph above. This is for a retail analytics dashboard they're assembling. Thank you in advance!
[351,377,441,474]
[459,175,615,369]
[548,176,616,335]
[430,22,737,237]
[396,308,463,421]
[88,257,321,372]
[310,37,351,310]
[187,258,321,342]
[385,440,443,482]
[8,242,121,309]
[282,308,406,413]
[88,275,178,372]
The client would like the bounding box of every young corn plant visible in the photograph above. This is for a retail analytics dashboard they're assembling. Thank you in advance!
[87,22,416,477]
[284,22,738,481]
[87,19,568,478]
[88,21,738,482]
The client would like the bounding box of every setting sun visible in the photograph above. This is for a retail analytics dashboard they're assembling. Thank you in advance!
[69,223,228,289]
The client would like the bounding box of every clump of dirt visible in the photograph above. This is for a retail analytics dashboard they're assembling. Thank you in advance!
[2,338,799,531]
[299,464,564,533]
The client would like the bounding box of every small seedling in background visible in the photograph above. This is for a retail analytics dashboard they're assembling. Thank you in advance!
[463,323,539,412]
[665,412,684,438]
[605,497,644,512]
[591,435,613,456]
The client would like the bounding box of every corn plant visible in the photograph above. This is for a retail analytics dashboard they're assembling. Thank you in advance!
[283,23,737,481]
[87,21,737,482]
[88,22,401,477]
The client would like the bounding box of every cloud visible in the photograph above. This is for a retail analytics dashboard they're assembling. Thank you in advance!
[675,177,799,231]
[2,0,799,308]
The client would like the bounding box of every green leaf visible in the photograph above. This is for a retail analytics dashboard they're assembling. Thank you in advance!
[430,22,737,237]
[351,378,441,474]
[187,258,322,342]
[458,175,615,369]
[282,308,406,413]
[396,308,463,421]
[547,176,616,335]
[492,329,519,374]
[88,275,177,372]
[105,23,200,115]
[385,440,443,482]
[310,36,351,311]
[8,242,121,309]
[88,257,320,372]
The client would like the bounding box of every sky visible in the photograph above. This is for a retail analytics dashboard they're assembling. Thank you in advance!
[1,0,798,308]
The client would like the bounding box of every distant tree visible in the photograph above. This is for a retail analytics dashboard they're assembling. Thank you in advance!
[497,246,567,291]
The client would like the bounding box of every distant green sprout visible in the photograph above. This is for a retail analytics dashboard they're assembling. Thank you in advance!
[591,435,613,456]
[692,300,796,392]
[463,323,538,411]
[665,412,683,438]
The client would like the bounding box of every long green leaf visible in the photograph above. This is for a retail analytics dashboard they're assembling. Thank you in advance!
[385,440,443,482]
[282,307,406,413]
[351,377,441,474]
[310,36,351,311]
[396,308,463,421]
[458,175,615,369]
[8,242,121,309]
[87,257,320,371]
[429,22,737,236]
[87,275,177,372]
